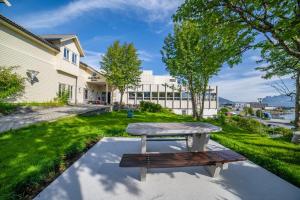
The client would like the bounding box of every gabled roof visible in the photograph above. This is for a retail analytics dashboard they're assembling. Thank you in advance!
[79,62,100,74]
[40,34,85,57]
[0,14,60,52]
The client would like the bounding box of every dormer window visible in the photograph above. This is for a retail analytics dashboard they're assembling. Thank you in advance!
[64,48,69,60]
[72,53,77,64]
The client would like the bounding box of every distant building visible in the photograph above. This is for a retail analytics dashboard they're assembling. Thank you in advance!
[234,102,250,110]
[249,102,268,109]
[112,70,218,117]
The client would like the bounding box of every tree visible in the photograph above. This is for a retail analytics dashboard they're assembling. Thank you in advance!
[161,21,210,119]
[0,66,25,101]
[175,0,300,59]
[256,45,300,128]
[161,20,248,119]
[175,0,300,128]
[101,41,142,108]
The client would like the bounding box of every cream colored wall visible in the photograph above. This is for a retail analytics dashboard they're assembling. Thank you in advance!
[56,40,80,76]
[57,71,77,103]
[0,23,59,102]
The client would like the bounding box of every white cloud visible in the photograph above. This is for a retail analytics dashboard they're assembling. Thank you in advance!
[211,71,291,102]
[138,50,159,62]
[21,0,183,29]
[80,50,103,69]
[249,55,261,62]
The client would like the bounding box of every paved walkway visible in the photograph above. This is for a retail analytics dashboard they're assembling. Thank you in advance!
[35,137,300,200]
[0,105,110,133]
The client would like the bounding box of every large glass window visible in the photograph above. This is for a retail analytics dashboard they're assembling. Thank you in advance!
[182,92,188,100]
[167,92,173,100]
[64,48,69,60]
[144,92,150,100]
[129,92,135,100]
[174,92,180,100]
[152,92,158,100]
[210,93,217,101]
[58,83,73,99]
[159,92,165,100]
[137,92,143,100]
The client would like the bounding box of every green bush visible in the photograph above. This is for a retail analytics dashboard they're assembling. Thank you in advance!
[219,107,230,115]
[55,90,69,104]
[270,127,293,137]
[243,107,254,116]
[0,66,25,101]
[227,116,266,134]
[139,101,163,112]
[256,109,263,118]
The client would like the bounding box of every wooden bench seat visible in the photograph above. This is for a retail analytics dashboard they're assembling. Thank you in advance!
[120,150,246,181]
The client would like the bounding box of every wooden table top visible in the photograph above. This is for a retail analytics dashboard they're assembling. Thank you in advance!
[126,122,221,136]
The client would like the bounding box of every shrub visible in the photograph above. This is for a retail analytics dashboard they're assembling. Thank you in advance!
[256,109,263,118]
[55,90,69,104]
[243,107,254,116]
[139,101,163,112]
[270,127,293,137]
[0,66,25,101]
[227,116,266,134]
[219,107,230,115]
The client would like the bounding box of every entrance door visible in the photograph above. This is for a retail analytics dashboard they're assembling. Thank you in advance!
[107,92,111,104]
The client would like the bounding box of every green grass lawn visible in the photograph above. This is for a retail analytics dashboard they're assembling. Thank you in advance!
[209,120,300,188]
[0,111,194,199]
[0,111,299,199]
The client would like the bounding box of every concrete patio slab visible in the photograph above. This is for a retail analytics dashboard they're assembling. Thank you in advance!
[34,137,300,200]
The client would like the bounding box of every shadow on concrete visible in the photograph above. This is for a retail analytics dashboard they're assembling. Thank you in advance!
[35,138,300,200]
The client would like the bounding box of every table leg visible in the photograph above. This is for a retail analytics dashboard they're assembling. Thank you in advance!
[206,163,222,177]
[191,133,209,152]
[141,135,147,153]
[140,135,147,181]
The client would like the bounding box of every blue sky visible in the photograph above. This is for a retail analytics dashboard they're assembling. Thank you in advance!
[0,0,293,102]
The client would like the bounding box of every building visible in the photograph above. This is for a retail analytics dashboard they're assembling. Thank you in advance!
[0,14,110,104]
[113,70,218,117]
[0,14,218,117]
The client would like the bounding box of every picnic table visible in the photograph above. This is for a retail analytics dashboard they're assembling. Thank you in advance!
[121,122,246,181]
[126,122,222,153]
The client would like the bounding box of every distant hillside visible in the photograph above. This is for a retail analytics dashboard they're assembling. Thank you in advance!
[219,97,235,105]
[262,95,294,108]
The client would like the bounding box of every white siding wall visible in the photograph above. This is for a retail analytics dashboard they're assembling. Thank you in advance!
[0,23,58,102]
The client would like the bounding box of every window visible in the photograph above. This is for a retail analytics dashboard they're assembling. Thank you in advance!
[182,92,188,100]
[72,53,77,64]
[144,92,150,100]
[68,85,73,99]
[174,92,180,100]
[167,92,173,100]
[58,83,73,99]
[137,92,143,100]
[210,93,217,101]
[63,48,69,60]
[129,92,135,100]
[84,89,88,99]
[169,78,176,82]
[159,92,165,100]
[152,92,158,100]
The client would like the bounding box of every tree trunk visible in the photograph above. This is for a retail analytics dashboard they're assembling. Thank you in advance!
[190,89,199,120]
[199,81,208,119]
[119,91,124,111]
[295,70,300,130]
